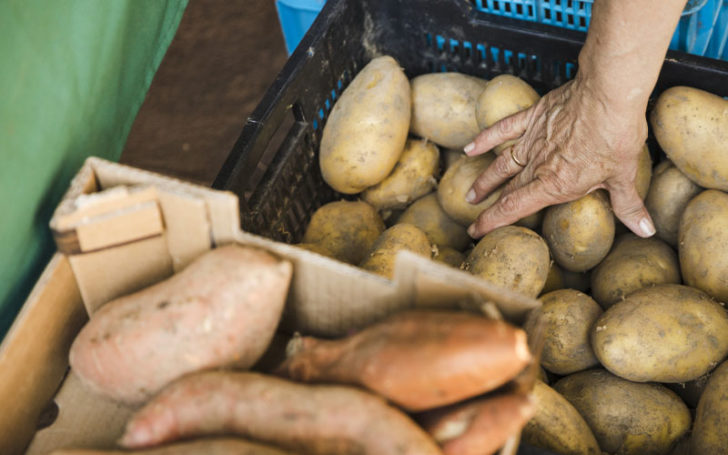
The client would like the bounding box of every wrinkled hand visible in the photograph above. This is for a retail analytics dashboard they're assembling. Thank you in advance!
[463,75,655,239]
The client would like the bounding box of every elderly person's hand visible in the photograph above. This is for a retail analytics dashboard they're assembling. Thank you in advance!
[464,0,690,239]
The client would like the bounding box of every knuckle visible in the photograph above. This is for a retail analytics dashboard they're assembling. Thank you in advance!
[499,192,521,214]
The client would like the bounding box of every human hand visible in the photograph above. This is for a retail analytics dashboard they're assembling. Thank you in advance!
[463,74,656,239]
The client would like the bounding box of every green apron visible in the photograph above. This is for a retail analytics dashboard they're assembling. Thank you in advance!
[0,0,188,340]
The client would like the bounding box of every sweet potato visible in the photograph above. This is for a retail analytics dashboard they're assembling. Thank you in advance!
[420,393,534,455]
[70,245,293,404]
[51,438,294,455]
[120,371,442,455]
[276,310,531,411]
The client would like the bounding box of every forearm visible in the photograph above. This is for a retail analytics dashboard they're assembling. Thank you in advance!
[577,0,686,112]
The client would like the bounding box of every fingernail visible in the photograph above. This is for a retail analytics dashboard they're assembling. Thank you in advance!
[463,142,475,155]
[639,218,656,237]
[467,224,477,237]
[120,426,150,447]
[465,189,476,203]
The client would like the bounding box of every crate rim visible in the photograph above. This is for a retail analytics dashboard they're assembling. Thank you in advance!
[213,0,728,194]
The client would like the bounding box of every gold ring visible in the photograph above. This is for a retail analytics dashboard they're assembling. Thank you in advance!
[510,148,526,167]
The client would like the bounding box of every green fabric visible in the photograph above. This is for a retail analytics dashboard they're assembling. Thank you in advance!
[0,0,188,340]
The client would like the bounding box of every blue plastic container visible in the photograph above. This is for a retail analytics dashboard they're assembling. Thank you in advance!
[275,0,327,54]
[276,0,728,60]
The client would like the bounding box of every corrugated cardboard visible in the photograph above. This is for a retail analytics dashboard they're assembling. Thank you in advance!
[0,157,540,454]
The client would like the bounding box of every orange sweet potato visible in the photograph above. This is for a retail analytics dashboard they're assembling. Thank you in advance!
[51,437,294,454]
[70,245,293,404]
[120,371,442,455]
[276,310,531,411]
[420,393,534,455]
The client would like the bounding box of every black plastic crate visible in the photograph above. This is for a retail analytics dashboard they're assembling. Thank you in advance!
[213,0,728,245]
[212,1,728,453]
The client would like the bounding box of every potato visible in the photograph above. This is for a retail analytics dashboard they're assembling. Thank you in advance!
[691,360,728,455]
[540,262,564,295]
[360,224,431,278]
[438,154,500,226]
[475,74,539,154]
[320,56,410,194]
[515,209,543,231]
[635,143,653,200]
[542,190,615,272]
[51,438,293,455]
[420,393,534,455]
[410,72,487,149]
[277,310,531,411]
[120,372,442,455]
[554,369,691,455]
[397,193,471,250]
[434,246,465,268]
[302,200,385,265]
[521,381,601,455]
[362,138,439,210]
[591,284,728,383]
[651,86,728,191]
[465,226,550,297]
[678,189,728,302]
[561,269,591,293]
[525,290,602,375]
[590,233,680,309]
[70,246,293,404]
[645,160,702,246]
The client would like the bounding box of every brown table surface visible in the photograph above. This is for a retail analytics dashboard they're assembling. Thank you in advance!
[121,0,288,186]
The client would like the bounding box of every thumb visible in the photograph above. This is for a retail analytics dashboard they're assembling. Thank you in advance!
[609,183,655,238]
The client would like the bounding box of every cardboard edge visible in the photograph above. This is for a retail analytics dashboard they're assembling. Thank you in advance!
[0,254,87,455]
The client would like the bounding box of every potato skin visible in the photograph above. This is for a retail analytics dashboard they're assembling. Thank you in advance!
[362,139,440,210]
[679,189,728,302]
[554,369,691,455]
[70,246,293,404]
[521,381,601,455]
[121,371,442,455]
[420,393,534,455]
[320,56,411,194]
[438,154,500,226]
[591,284,728,383]
[410,72,487,149]
[302,200,385,265]
[635,143,653,200]
[434,246,465,268]
[50,438,293,455]
[278,310,531,412]
[465,226,550,298]
[475,74,539,154]
[542,191,615,272]
[525,290,602,375]
[691,360,728,455]
[645,160,702,246]
[590,233,680,309]
[397,193,471,250]
[360,224,431,279]
[540,262,564,295]
[651,86,728,191]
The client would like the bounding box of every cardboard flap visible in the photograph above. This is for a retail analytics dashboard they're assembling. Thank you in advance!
[49,157,240,314]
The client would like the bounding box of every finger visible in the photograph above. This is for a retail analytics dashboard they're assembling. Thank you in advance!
[466,147,526,204]
[468,180,555,238]
[464,109,531,157]
[609,183,656,238]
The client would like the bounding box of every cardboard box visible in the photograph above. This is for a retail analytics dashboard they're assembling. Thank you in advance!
[0,157,539,454]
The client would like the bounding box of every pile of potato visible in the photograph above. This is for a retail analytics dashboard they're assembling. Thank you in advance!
[299,56,728,455]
